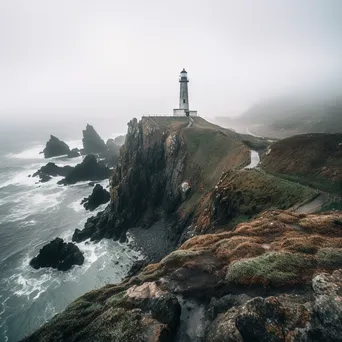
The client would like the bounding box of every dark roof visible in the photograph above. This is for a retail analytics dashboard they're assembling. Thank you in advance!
[180,68,187,73]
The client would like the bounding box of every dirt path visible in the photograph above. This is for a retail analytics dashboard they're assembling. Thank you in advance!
[244,150,260,169]
[294,193,330,214]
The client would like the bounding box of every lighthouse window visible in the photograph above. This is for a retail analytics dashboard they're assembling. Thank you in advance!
[183,99,186,103]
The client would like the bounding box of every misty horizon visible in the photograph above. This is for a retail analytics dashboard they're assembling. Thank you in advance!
[1,0,342,125]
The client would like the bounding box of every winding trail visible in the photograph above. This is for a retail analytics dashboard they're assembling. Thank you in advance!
[294,193,330,214]
[244,150,260,169]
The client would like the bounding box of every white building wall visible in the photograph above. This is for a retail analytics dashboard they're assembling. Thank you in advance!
[179,82,189,110]
[173,109,186,116]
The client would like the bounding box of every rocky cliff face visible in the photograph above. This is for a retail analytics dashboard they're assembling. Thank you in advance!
[72,117,250,243]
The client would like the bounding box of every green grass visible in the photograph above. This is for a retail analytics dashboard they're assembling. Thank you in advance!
[316,248,342,268]
[265,171,342,195]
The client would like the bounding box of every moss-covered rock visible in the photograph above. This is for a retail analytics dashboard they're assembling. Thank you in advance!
[226,252,315,286]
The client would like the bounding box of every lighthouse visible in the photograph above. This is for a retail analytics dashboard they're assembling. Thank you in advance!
[179,68,189,110]
[173,69,197,116]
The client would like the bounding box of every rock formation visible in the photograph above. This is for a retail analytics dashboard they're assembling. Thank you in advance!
[72,117,252,243]
[81,184,110,211]
[67,148,81,158]
[114,135,126,146]
[29,238,84,271]
[42,135,70,158]
[104,138,120,166]
[82,124,107,154]
[32,162,73,182]
[23,210,342,341]
[57,155,110,185]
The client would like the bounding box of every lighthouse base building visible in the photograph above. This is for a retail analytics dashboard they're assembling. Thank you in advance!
[173,108,198,116]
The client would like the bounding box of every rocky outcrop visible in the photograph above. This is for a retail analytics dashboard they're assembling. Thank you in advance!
[104,138,120,167]
[24,209,342,341]
[72,117,250,243]
[57,155,110,185]
[67,148,81,158]
[206,270,342,341]
[29,238,84,271]
[32,162,73,182]
[22,281,181,342]
[81,184,110,211]
[114,135,126,146]
[82,124,107,154]
[42,135,70,158]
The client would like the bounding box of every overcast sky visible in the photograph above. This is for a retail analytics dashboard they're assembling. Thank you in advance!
[1,0,342,124]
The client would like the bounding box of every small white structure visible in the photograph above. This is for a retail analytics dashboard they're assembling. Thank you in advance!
[173,69,197,117]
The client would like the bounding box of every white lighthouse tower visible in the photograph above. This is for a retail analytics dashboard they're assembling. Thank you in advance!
[179,68,189,110]
[173,69,197,116]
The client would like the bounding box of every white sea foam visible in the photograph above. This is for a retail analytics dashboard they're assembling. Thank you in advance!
[0,188,66,224]
[68,199,84,213]
[6,145,45,160]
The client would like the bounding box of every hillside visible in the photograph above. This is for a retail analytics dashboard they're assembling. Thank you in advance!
[213,95,342,139]
[261,133,342,194]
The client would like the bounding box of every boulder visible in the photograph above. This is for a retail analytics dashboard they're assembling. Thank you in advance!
[81,184,110,211]
[82,124,107,154]
[57,155,110,185]
[67,148,81,158]
[29,238,84,271]
[43,135,70,158]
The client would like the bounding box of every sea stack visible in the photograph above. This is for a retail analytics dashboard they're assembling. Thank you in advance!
[82,124,107,154]
[43,135,70,158]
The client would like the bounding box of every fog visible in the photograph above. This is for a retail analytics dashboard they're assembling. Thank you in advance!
[1,0,342,129]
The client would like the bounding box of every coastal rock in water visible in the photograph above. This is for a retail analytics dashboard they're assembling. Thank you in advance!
[81,184,110,211]
[29,238,84,271]
[104,138,120,166]
[57,154,110,185]
[114,135,126,146]
[82,124,107,154]
[43,135,70,158]
[32,162,73,182]
[67,148,80,158]
[106,138,119,152]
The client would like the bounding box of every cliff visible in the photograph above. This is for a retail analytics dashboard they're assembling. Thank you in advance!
[73,116,254,243]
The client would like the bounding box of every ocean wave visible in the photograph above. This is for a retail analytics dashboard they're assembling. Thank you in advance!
[0,188,67,224]
[6,145,45,160]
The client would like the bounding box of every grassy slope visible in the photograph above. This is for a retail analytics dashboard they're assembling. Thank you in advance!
[261,133,342,194]
[192,169,317,233]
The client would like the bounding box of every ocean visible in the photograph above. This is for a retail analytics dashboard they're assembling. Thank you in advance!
[0,122,140,342]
